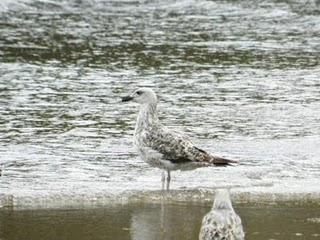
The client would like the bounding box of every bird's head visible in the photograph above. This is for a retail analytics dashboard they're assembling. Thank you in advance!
[122,88,158,105]
[213,189,234,211]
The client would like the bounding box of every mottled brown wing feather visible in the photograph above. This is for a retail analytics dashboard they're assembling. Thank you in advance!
[145,128,196,163]
[145,127,237,165]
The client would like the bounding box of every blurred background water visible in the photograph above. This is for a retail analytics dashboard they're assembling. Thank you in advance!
[1,0,320,206]
[0,0,320,237]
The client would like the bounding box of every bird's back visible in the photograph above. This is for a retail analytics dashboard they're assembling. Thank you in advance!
[199,209,244,240]
[141,125,208,162]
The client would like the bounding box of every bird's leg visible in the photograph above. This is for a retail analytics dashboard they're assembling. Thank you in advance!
[166,170,171,191]
[161,171,166,190]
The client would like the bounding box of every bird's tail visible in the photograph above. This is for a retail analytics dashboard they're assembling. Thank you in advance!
[211,156,238,165]
[195,147,238,165]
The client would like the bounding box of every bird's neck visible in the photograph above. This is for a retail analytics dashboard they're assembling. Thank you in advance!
[213,198,234,211]
[135,103,159,132]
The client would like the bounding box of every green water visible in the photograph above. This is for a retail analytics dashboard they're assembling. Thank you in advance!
[1,202,320,240]
[1,0,320,202]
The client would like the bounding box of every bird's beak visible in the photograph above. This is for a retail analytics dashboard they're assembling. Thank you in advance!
[121,95,134,102]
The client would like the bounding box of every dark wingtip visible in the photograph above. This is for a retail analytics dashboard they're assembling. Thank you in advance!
[213,156,239,166]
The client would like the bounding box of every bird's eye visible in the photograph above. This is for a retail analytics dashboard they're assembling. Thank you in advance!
[136,91,142,95]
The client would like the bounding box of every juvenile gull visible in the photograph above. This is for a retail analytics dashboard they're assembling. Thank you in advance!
[199,189,244,240]
[122,88,237,189]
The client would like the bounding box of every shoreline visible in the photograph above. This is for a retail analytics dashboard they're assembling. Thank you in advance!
[1,188,320,210]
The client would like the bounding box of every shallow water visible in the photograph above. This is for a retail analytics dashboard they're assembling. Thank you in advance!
[1,202,320,240]
[0,0,320,209]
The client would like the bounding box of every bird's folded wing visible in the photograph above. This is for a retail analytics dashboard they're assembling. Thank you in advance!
[145,127,208,163]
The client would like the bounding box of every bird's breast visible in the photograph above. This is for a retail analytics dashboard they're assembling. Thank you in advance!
[134,129,148,148]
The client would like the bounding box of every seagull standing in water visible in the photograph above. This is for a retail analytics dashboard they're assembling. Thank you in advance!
[199,189,244,240]
[122,88,237,189]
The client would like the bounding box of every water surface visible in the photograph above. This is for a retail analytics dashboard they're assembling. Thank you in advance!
[0,0,320,208]
[1,202,320,240]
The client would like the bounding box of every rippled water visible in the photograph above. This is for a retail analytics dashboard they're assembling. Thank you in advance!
[0,0,320,210]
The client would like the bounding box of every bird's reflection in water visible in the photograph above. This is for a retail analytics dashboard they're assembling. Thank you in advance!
[130,194,205,240]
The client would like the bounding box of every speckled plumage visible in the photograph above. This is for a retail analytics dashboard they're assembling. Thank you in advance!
[199,190,244,240]
[122,88,237,188]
